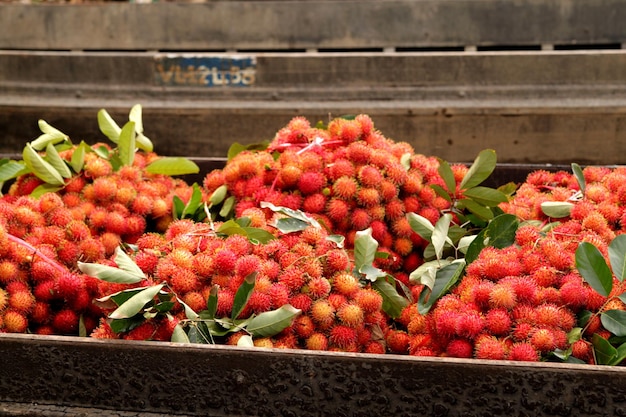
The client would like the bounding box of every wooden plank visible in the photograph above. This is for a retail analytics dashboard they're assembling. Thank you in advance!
[3,50,626,92]
[1,333,626,417]
[2,103,626,165]
[1,1,625,51]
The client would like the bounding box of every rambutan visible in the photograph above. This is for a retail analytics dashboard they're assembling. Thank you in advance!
[170,268,201,294]
[8,290,35,314]
[303,193,327,213]
[333,176,358,200]
[0,260,20,285]
[278,164,302,188]
[306,332,329,351]
[51,309,79,334]
[332,272,361,297]
[530,328,556,353]
[559,281,588,310]
[484,308,512,335]
[508,342,540,361]
[456,310,485,339]
[350,208,371,231]
[182,291,207,313]
[78,238,105,263]
[475,336,507,360]
[298,172,325,195]
[124,321,157,341]
[337,303,365,328]
[446,339,473,358]
[293,314,316,339]
[216,288,235,317]
[214,249,238,275]
[0,288,7,311]
[289,293,313,312]
[488,283,518,310]
[310,299,335,329]
[330,324,358,348]
[3,309,28,333]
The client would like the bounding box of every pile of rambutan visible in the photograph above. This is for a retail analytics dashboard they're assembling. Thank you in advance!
[3,108,626,365]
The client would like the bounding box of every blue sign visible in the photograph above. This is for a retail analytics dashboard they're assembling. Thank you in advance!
[155,55,256,87]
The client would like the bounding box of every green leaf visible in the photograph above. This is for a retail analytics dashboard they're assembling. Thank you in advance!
[112,247,146,279]
[78,315,87,337]
[459,149,497,190]
[98,109,122,143]
[0,160,28,182]
[171,323,190,343]
[241,227,275,244]
[610,343,626,366]
[462,186,508,206]
[465,227,488,264]
[118,121,136,167]
[418,260,465,315]
[372,276,410,319]
[227,141,269,161]
[456,198,494,221]
[231,272,256,320]
[359,264,387,283]
[172,195,185,220]
[109,284,164,319]
[273,217,309,233]
[609,235,626,282]
[409,259,454,289]
[237,335,255,347]
[22,144,65,186]
[326,234,345,249]
[431,214,451,261]
[430,184,452,202]
[572,163,586,195]
[70,141,89,173]
[181,184,203,219]
[30,183,64,198]
[437,158,457,195]
[178,296,200,320]
[407,212,435,241]
[601,310,626,337]
[109,316,146,334]
[145,157,200,176]
[593,333,617,365]
[354,228,378,272]
[78,260,144,284]
[576,242,613,297]
[247,304,301,337]
[95,287,148,310]
[219,196,236,218]
[484,213,519,249]
[400,153,411,170]
[128,104,154,152]
[541,201,574,218]
[208,185,228,206]
[205,285,218,320]
[44,143,72,179]
[30,120,69,151]
[261,202,321,229]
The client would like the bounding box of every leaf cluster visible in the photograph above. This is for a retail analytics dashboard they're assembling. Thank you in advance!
[0,105,199,197]
[571,235,626,365]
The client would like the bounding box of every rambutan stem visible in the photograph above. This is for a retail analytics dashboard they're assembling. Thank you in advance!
[6,232,68,275]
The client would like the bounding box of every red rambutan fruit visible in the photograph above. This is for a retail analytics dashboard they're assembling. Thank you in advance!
[475,336,507,360]
[310,299,335,329]
[508,342,540,361]
[333,176,359,201]
[170,268,201,294]
[484,308,512,335]
[52,309,79,335]
[303,193,327,214]
[488,283,518,310]
[289,293,312,313]
[0,260,20,285]
[456,311,485,339]
[182,291,207,313]
[306,332,329,351]
[330,324,358,348]
[8,290,35,314]
[216,288,235,317]
[78,238,105,262]
[332,272,361,297]
[124,321,157,341]
[298,172,326,195]
[293,314,316,339]
[571,339,592,362]
[337,303,365,328]
[3,309,28,333]
[214,249,238,275]
[446,339,473,358]
[559,282,588,310]
[530,328,556,353]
